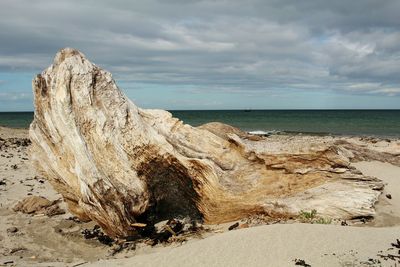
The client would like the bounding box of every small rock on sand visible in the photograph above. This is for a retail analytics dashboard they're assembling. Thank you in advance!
[228,222,239,231]
[13,196,52,214]
[6,227,18,233]
[13,195,65,216]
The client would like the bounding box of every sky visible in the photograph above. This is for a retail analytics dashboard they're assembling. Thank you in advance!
[1,0,400,111]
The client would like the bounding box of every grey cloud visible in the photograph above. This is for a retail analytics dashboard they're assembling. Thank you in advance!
[0,0,400,97]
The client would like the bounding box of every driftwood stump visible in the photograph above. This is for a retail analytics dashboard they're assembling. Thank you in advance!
[30,48,383,238]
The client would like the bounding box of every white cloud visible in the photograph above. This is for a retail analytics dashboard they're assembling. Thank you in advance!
[0,92,32,101]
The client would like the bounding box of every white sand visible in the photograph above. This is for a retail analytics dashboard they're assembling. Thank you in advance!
[354,161,400,226]
[89,224,399,267]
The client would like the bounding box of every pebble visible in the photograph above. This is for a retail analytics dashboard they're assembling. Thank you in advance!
[228,222,239,231]
[7,227,18,233]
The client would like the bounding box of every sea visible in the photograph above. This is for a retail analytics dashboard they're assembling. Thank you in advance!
[1,110,400,137]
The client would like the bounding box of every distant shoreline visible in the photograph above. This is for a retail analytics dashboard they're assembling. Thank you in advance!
[1,110,400,137]
[0,125,398,140]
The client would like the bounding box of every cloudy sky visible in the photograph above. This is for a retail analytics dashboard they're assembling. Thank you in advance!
[1,0,400,111]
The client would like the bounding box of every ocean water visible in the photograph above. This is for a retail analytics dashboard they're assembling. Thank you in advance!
[1,110,400,137]
[0,112,34,129]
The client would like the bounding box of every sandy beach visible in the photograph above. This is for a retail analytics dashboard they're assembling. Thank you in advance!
[2,0,400,265]
[0,126,399,266]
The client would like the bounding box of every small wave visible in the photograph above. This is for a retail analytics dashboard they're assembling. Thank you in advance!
[248,129,334,136]
[248,130,280,136]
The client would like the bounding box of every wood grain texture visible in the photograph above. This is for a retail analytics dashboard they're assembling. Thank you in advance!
[30,48,384,238]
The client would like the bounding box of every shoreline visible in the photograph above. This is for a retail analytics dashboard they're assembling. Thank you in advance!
[2,124,400,140]
[1,126,400,266]
[2,109,400,138]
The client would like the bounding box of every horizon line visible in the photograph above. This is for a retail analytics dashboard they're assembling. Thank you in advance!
[1,108,400,112]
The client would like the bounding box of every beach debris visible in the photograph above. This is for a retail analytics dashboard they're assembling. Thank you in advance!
[357,258,382,265]
[228,222,239,231]
[377,253,400,262]
[391,239,400,249]
[145,219,185,245]
[108,244,125,256]
[71,261,88,267]
[33,176,46,184]
[375,238,400,264]
[6,227,18,233]
[13,196,65,216]
[0,137,30,150]
[81,225,101,239]
[9,246,27,254]
[240,213,285,226]
[386,194,392,199]
[29,48,386,238]
[130,222,147,228]
[67,216,83,223]
[0,179,6,186]
[123,218,205,248]
[359,217,369,224]
[81,225,114,246]
[293,258,311,266]
[14,138,31,147]
[71,262,88,267]
[11,164,18,169]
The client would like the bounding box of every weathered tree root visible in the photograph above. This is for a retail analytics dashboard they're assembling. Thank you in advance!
[30,48,383,238]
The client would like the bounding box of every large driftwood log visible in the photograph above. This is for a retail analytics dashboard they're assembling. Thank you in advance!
[30,48,383,238]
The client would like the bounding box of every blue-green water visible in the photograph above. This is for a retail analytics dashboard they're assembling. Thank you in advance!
[0,112,34,129]
[1,110,400,137]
